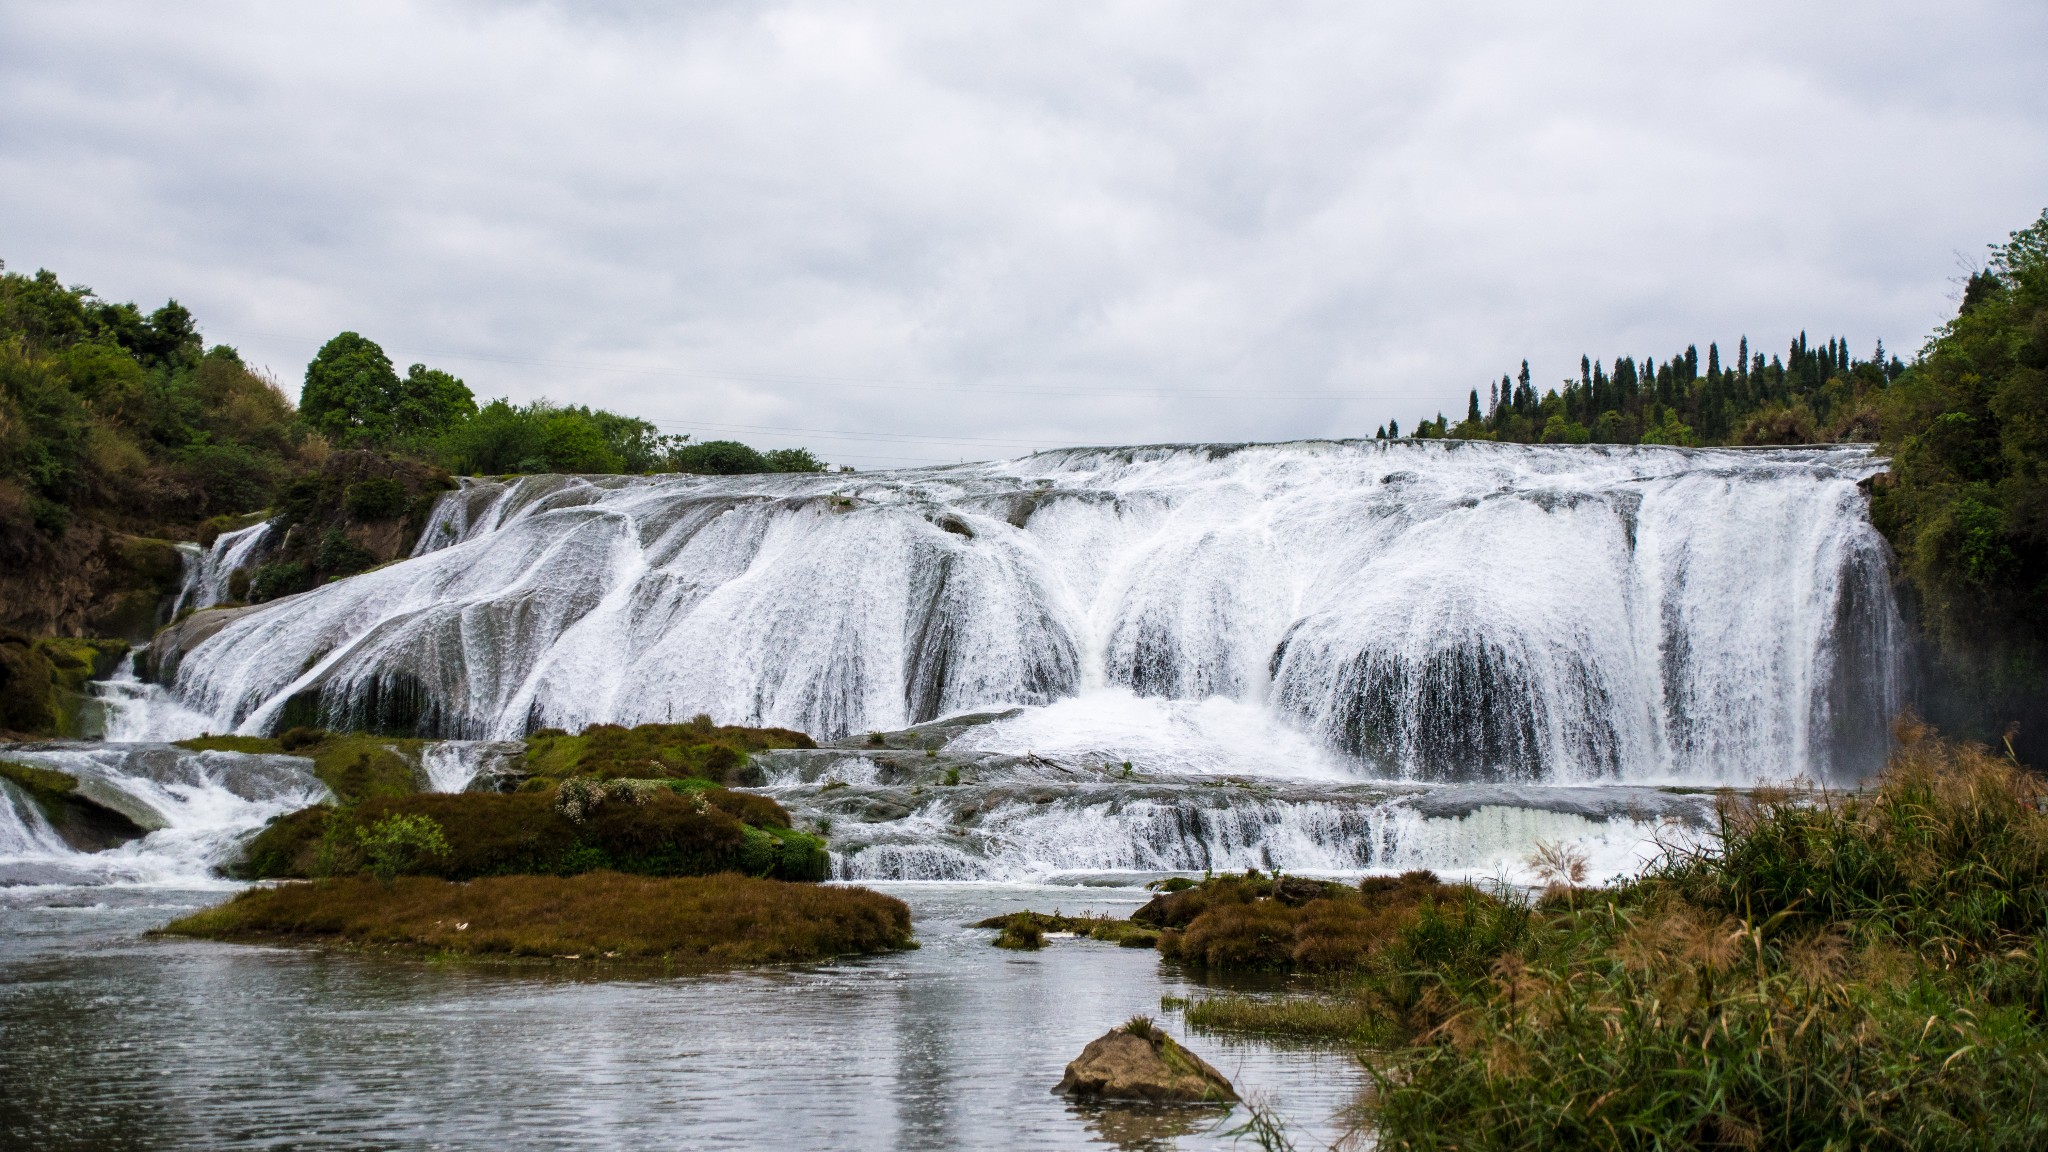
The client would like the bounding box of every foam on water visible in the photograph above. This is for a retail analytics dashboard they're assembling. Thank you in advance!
[0,744,329,887]
[169,521,273,617]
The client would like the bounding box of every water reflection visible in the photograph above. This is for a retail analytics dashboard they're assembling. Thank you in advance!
[1068,1101,1221,1150]
[0,883,1369,1150]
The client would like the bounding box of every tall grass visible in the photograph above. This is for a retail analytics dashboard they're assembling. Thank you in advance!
[1351,722,2048,1150]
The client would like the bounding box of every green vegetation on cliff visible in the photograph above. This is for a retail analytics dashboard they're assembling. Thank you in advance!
[0,266,306,544]
[0,262,830,639]
[0,635,127,736]
[160,872,912,968]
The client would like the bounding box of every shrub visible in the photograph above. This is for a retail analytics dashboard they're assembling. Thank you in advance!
[356,813,449,883]
[315,529,377,577]
[343,477,409,520]
[670,439,768,475]
[247,560,308,603]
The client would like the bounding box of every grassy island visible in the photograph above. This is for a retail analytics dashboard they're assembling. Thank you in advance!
[162,872,913,968]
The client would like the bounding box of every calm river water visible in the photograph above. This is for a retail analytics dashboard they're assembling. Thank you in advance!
[0,881,1368,1150]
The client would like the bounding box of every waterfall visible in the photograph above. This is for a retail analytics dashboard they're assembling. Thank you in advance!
[142,441,1902,785]
[0,743,329,886]
[168,521,275,618]
[419,740,526,793]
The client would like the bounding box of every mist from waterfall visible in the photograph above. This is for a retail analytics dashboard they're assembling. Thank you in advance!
[152,440,1904,786]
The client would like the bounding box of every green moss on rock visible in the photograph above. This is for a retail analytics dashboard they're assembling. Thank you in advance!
[521,717,815,786]
[235,782,826,882]
[0,634,129,736]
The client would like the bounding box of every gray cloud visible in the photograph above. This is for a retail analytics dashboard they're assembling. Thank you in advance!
[3,0,2044,465]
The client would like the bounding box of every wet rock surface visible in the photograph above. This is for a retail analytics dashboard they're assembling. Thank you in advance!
[1056,1021,1237,1104]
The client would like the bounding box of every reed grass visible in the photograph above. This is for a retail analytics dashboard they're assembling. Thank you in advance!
[1196,722,2048,1150]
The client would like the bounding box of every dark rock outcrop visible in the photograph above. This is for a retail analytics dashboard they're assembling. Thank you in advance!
[0,760,152,850]
[0,522,185,640]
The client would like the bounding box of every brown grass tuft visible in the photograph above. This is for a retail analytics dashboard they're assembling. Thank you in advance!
[162,872,913,967]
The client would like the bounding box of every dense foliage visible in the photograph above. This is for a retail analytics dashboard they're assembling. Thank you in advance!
[1184,724,2048,1150]
[1391,333,1900,448]
[0,265,305,547]
[0,261,831,578]
[1868,215,2048,755]
[235,784,828,883]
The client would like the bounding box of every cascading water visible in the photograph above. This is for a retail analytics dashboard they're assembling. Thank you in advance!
[102,439,1904,883]
[0,743,329,887]
[168,521,274,617]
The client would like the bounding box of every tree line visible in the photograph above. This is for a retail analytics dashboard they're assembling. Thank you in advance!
[0,269,828,550]
[298,331,825,477]
[1380,334,1903,447]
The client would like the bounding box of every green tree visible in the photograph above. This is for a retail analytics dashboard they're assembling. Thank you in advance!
[764,447,826,473]
[301,332,400,442]
[673,439,770,475]
[355,813,449,884]
[393,364,475,437]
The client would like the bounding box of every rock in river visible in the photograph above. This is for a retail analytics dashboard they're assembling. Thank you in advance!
[1055,1019,1237,1104]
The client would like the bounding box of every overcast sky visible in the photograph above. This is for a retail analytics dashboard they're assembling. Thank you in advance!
[4,2,2044,467]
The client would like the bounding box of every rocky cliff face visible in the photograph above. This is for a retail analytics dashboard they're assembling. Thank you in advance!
[0,522,184,640]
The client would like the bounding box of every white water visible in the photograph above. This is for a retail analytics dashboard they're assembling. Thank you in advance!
[823,788,1707,885]
[93,656,217,743]
[147,440,1903,785]
[419,740,525,793]
[169,521,273,617]
[0,743,329,887]
[38,440,1902,888]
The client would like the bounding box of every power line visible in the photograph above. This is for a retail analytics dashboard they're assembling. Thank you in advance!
[211,326,1449,402]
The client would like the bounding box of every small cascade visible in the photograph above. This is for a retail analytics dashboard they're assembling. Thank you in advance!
[93,656,217,744]
[819,787,1705,885]
[168,521,274,618]
[420,740,525,793]
[754,718,1714,884]
[0,743,329,887]
[0,779,73,856]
